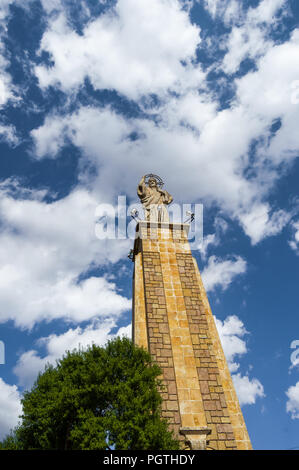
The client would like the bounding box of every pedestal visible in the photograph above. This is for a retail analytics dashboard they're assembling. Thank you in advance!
[132,221,252,450]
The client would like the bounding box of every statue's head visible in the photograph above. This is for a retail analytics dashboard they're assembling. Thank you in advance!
[148,177,158,188]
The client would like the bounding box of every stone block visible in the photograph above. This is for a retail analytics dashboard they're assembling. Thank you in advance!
[216,423,234,434]
[200,381,210,394]
[167,400,179,411]
[203,400,217,411]
[197,368,209,380]
[163,368,175,380]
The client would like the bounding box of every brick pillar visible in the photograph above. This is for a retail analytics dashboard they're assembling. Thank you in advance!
[132,221,252,450]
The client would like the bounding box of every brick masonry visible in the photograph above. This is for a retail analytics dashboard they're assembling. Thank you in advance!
[176,252,237,450]
[142,250,182,438]
[133,222,252,450]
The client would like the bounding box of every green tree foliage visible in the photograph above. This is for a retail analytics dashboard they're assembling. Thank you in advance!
[0,337,180,450]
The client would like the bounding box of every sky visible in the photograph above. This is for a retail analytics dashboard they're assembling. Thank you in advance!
[0,0,298,450]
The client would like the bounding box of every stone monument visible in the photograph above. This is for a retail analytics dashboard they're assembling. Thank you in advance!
[132,174,252,450]
[137,174,173,222]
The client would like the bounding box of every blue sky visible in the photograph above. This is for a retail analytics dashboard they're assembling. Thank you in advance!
[0,0,299,450]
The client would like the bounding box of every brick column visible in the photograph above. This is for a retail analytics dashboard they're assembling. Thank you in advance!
[132,221,252,450]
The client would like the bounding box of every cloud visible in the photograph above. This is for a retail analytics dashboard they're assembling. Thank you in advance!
[238,203,291,245]
[199,233,217,260]
[28,0,299,247]
[236,29,299,165]
[220,0,287,74]
[0,378,22,440]
[199,216,228,260]
[288,221,299,254]
[0,1,19,141]
[201,0,242,22]
[0,181,131,329]
[14,320,132,390]
[39,0,63,15]
[215,314,265,406]
[35,0,202,100]
[29,90,295,247]
[286,382,299,419]
[232,373,265,406]
[202,0,286,26]
[289,340,299,372]
[0,1,20,107]
[247,0,287,25]
[0,66,13,108]
[215,315,247,373]
[201,255,247,292]
[0,124,18,146]
[29,103,270,230]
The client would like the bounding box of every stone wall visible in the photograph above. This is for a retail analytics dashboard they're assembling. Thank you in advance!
[132,222,252,450]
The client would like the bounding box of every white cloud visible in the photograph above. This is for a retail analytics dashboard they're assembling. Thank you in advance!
[0,0,13,21]
[39,0,63,15]
[29,0,299,249]
[202,0,286,26]
[202,0,241,22]
[31,112,70,158]
[0,68,13,108]
[222,24,268,75]
[286,382,299,419]
[201,255,247,292]
[215,315,247,373]
[201,0,288,75]
[289,340,299,371]
[199,3,299,227]
[0,181,131,329]
[289,221,299,254]
[248,0,287,25]
[14,320,132,390]
[29,103,265,220]
[221,0,287,74]
[12,0,63,16]
[31,106,149,200]
[30,93,293,247]
[199,233,217,260]
[236,29,299,164]
[215,314,265,406]
[232,373,265,406]
[0,378,22,440]
[199,216,228,260]
[161,90,217,132]
[0,0,18,141]
[238,203,291,245]
[35,0,202,100]
[0,124,18,145]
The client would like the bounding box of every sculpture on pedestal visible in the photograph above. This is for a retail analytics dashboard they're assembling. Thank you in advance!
[132,173,253,450]
[137,174,173,222]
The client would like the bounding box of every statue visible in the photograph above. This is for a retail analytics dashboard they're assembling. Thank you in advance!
[137,174,173,222]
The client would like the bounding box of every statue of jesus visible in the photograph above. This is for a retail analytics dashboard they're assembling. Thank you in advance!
[137,174,173,222]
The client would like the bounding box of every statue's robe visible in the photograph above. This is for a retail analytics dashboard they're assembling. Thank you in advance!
[137,181,173,222]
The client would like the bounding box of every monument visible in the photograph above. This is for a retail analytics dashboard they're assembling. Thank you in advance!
[137,174,173,222]
[131,174,252,450]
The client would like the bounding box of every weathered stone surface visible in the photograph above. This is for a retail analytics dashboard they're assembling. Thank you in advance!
[133,221,252,450]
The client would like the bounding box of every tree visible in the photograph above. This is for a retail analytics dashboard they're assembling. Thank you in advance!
[0,337,180,450]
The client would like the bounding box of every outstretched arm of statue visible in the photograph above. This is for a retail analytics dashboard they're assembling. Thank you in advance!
[159,189,173,205]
